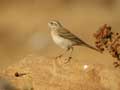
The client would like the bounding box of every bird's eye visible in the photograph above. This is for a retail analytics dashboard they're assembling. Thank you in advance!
[50,22,54,25]
[50,21,58,26]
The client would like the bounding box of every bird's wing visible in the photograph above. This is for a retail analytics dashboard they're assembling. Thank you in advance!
[58,28,84,44]
[58,28,100,52]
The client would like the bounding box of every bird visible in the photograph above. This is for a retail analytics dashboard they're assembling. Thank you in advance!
[48,20,101,63]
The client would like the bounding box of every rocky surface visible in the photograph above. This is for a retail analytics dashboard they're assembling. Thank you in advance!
[0,55,120,90]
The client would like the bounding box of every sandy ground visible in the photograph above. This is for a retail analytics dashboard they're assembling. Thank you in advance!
[0,55,120,90]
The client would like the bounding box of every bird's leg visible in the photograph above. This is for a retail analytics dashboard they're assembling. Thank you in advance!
[68,47,73,60]
[55,49,68,59]
[55,54,62,59]
[64,47,74,63]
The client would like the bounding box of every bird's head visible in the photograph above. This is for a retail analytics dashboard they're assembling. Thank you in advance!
[48,20,63,30]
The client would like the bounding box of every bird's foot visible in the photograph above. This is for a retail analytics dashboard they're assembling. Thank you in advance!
[55,55,63,59]
[113,61,120,68]
[64,56,72,64]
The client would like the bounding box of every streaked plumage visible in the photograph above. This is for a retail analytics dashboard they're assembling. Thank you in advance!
[57,27,81,45]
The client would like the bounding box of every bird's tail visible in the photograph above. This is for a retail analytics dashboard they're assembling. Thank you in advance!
[81,41,101,53]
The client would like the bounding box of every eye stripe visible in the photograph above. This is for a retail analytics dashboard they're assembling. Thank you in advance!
[48,20,62,28]
[50,22,55,25]
[50,22,57,25]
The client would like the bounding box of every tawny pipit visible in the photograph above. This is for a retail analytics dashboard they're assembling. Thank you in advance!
[48,20,100,62]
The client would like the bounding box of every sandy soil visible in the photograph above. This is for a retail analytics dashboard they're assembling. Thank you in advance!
[0,55,120,90]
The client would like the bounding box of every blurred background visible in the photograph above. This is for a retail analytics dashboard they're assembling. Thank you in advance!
[0,0,119,68]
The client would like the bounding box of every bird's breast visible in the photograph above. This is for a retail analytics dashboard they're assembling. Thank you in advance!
[51,31,73,49]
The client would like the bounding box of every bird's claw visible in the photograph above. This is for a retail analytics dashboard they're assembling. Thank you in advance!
[68,56,72,60]
[55,55,63,59]
[113,62,120,68]
[64,56,72,64]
